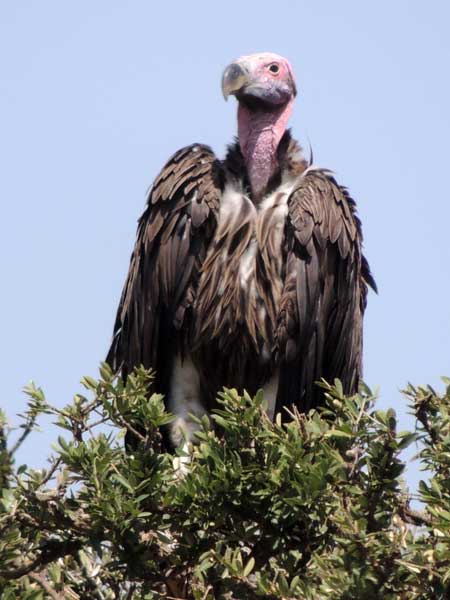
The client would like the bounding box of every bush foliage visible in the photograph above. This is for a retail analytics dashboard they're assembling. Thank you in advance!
[1,367,450,598]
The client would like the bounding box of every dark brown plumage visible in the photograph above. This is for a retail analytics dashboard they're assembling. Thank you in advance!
[107,130,375,448]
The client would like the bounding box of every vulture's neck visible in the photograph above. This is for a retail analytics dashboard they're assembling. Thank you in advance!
[237,99,294,200]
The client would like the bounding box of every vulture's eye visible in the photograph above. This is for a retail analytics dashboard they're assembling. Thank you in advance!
[268,63,280,74]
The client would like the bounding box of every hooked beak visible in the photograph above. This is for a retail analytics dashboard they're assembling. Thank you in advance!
[221,58,296,107]
[221,61,250,101]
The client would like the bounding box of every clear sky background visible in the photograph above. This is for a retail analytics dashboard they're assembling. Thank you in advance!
[1,1,449,495]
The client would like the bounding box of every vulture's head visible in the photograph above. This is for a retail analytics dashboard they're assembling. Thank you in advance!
[222,52,297,109]
[222,52,297,197]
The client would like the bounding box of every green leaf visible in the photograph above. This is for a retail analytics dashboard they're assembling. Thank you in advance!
[324,429,352,438]
[111,473,134,493]
[81,375,98,390]
[243,557,255,577]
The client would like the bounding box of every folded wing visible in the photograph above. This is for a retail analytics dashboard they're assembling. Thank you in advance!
[276,169,376,414]
[106,145,220,397]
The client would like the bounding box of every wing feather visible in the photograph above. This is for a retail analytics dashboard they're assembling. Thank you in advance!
[106,145,220,396]
[276,168,375,415]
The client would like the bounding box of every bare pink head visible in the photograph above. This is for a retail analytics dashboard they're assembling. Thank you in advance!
[222,52,297,198]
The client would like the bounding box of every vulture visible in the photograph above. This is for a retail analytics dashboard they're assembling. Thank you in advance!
[107,52,376,451]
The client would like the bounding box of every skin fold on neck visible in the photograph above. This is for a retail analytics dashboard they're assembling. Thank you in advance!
[237,98,294,200]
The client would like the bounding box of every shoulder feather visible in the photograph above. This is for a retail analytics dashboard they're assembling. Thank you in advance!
[106,144,221,376]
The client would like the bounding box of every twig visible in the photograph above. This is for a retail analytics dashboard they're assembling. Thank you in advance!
[8,418,36,457]
[353,394,368,430]
[399,504,434,528]
[40,457,63,487]
[114,415,147,443]
[201,585,213,599]
[85,416,110,432]
[29,571,65,600]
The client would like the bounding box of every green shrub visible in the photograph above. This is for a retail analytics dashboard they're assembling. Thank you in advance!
[1,367,450,598]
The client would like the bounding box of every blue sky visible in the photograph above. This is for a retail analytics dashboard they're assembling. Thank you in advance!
[1,1,449,495]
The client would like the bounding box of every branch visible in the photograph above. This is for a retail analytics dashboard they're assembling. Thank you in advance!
[0,539,83,580]
[8,418,36,457]
[15,502,92,537]
[29,571,65,600]
[113,414,147,444]
[399,504,434,528]
[40,457,63,487]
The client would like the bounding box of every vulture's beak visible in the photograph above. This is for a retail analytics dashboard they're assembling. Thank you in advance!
[222,61,251,101]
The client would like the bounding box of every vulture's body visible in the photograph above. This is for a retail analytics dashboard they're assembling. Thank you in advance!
[107,53,375,449]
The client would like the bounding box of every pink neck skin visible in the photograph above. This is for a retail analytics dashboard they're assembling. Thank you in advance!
[237,98,293,199]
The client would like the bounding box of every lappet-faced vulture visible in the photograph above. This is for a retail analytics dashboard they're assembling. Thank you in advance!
[107,52,376,450]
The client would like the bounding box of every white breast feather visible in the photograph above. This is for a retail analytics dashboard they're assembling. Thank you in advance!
[218,177,298,290]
